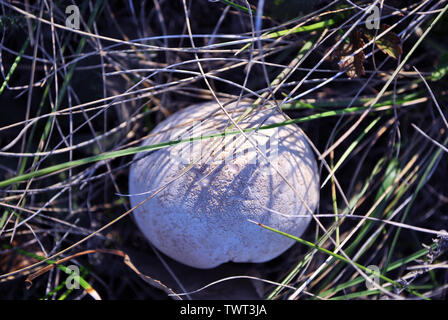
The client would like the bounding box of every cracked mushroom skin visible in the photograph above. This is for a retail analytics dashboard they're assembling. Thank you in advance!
[129,101,319,269]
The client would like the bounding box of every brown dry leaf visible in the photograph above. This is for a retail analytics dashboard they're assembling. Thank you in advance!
[365,24,403,59]
[332,29,366,79]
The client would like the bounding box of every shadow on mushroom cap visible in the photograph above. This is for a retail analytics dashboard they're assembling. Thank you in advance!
[129,100,320,269]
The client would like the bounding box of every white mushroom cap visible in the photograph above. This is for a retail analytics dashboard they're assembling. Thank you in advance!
[129,101,319,269]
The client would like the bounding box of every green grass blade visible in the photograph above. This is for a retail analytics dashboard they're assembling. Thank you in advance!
[250,220,429,299]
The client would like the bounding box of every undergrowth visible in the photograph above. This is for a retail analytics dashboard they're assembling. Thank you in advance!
[0,0,447,300]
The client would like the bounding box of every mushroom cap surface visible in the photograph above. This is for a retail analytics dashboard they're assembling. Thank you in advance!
[129,101,319,269]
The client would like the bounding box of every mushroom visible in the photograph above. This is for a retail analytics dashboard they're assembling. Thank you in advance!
[129,101,319,269]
